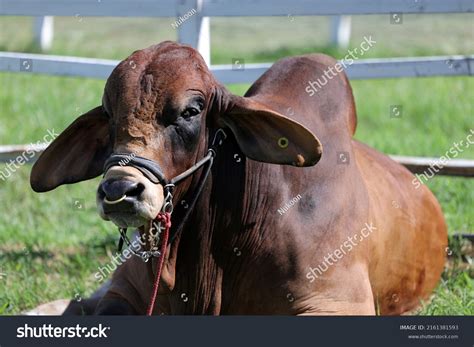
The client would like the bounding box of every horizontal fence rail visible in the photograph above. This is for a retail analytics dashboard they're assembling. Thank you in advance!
[2,144,473,177]
[0,144,48,163]
[200,0,474,17]
[0,0,178,17]
[1,0,473,17]
[1,52,473,83]
[389,155,474,177]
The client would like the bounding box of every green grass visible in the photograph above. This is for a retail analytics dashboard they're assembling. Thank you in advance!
[419,271,474,315]
[419,236,474,315]
[0,15,472,315]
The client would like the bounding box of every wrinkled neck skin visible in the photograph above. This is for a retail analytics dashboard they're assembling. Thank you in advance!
[166,134,255,315]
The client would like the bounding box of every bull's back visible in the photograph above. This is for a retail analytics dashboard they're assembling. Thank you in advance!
[353,140,447,314]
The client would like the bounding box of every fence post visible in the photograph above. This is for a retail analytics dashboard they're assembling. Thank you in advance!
[176,0,211,66]
[33,16,54,51]
[330,16,351,49]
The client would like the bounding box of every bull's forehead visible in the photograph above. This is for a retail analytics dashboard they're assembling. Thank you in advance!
[102,42,211,151]
[103,42,211,117]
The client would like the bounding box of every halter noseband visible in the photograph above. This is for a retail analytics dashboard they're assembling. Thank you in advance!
[102,128,227,262]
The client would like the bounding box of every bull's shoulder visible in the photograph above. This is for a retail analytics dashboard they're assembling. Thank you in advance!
[245,53,357,136]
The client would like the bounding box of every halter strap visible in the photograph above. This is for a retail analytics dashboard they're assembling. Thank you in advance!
[102,128,227,262]
[104,154,167,184]
[103,128,227,186]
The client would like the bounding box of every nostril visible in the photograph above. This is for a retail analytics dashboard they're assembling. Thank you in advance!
[99,179,143,201]
[98,184,106,199]
[127,183,145,197]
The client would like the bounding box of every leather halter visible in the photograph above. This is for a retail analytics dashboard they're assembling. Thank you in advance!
[102,128,227,262]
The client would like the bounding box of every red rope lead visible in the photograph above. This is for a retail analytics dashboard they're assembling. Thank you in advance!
[146,211,171,316]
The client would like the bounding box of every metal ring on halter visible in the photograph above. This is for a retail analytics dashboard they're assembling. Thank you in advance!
[208,148,216,158]
[163,183,175,192]
[161,184,174,214]
[211,128,227,147]
[162,201,173,214]
[118,228,161,262]
[163,189,173,201]
[139,250,161,263]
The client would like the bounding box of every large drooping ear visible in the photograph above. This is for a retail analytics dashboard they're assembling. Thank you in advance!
[220,96,322,167]
[31,106,112,192]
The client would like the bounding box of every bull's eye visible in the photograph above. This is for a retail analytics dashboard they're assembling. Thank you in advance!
[181,107,200,119]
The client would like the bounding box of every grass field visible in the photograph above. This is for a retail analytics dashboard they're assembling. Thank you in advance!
[0,14,472,315]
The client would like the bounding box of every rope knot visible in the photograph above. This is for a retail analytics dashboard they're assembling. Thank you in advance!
[156,211,172,229]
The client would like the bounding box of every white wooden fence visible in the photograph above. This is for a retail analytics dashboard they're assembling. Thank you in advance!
[0,0,473,175]
[1,0,473,81]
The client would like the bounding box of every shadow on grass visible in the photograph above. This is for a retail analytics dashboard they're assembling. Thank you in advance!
[0,41,45,54]
[0,249,53,262]
[0,232,117,264]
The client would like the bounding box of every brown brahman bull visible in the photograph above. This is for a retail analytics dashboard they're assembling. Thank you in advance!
[30,41,447,315]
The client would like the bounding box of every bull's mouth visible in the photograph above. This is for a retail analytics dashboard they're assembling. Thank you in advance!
[104,212,147,229]
[98,196,155,228]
